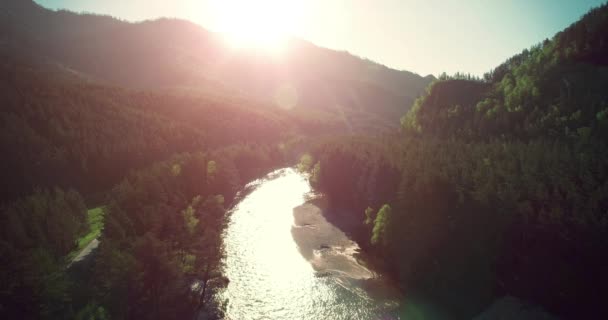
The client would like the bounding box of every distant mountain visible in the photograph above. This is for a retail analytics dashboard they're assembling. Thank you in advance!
[1,0,433,128]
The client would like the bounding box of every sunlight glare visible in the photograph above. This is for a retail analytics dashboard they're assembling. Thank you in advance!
[209,0,304,53]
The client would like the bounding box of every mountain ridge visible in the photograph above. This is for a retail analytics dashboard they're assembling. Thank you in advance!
[2,0,434,127]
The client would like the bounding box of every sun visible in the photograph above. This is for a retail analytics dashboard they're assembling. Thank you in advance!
[209,0,304,53]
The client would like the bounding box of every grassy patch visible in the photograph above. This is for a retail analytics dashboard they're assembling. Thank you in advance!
[67,207,105,262]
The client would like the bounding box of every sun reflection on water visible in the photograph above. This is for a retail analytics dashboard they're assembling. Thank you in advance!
[219,168,400,320]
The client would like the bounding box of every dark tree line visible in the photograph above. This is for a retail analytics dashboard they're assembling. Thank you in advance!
[309,136,608,318]
[0,188,88,319]
[93,146,286,319]
[308,4,608,319]
[0,143,287,319]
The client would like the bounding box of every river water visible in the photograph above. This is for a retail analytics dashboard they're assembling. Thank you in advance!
[218,168,400,320]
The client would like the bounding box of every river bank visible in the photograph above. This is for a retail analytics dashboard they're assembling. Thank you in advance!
[292,202,375,279]
[291,199,403,307]
[296,192,560,320]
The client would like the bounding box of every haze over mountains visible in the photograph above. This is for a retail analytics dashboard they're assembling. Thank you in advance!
[2,0,433,128]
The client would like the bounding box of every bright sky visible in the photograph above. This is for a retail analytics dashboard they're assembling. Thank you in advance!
[36,0,605,76]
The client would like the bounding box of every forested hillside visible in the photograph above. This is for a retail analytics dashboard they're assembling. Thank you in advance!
[307,3,608,319]
[403,3,608,140]
[0,63,251,200]
[1,0,433,129]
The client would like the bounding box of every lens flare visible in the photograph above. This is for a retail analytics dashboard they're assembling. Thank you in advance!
[274,84,299,109]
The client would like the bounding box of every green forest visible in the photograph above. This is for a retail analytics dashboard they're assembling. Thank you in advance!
[306,4,608,319]
[2,0,608,319]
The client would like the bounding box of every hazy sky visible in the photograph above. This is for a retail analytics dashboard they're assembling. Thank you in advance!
[36,0,605,76]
